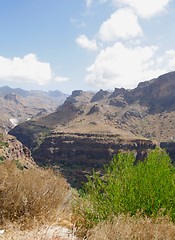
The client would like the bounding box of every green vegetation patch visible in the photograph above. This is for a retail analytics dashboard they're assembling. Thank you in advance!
[0,141,9,148]
[78,148,175,228]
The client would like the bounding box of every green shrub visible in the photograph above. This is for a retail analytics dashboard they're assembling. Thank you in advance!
[15,159,24,170]
[0,156,5,162]
[0,141,9,148]
[78,148,175,228]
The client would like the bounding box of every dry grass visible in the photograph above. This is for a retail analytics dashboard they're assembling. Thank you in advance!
[0,224,79,240]
[86,214,175,240]
[0,161,71,228]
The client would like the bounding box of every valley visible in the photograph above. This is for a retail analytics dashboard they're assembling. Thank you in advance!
[9,71,175,187]
[1,71,175,239]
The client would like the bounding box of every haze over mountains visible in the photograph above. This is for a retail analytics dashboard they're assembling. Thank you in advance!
[0,86,68,132]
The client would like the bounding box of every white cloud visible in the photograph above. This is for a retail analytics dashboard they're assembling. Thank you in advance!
[114,0,171,18]
[85,42,175,89]
[54,76,70,82]
[76,34,98,51]
[0,54,68,86]
[160,50,175,69]
[99,8,142,42]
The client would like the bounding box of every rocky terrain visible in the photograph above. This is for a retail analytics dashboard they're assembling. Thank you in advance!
[0,86,68,132]
[9,71,175,187]
[0,132,36,169]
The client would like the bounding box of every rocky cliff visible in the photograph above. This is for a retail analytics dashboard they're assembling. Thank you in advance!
[0,132,36,169]
[32,132,156,187]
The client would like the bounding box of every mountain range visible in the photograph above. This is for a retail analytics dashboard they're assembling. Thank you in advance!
[0,86,68,132]
[9,71,175,187]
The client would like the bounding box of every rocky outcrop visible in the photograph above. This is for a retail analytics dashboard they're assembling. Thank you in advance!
[71,90,84,97]
[4,93,19,103]
[91,89,110,102]
[128,71,175,113]
[109,97,127,107]
[0,133,36,169]
[109,87,127,98]
[9,122,51,150]
[31,132,156,188]
[87,104,100,115]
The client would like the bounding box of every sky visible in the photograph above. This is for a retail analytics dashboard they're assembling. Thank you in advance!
[0,0,175,93]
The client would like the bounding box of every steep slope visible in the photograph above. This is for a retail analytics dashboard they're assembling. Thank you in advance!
[0,132,36,169]
[9,71,175,187]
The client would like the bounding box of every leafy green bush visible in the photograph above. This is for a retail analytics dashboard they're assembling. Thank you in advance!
[78,148,175,228]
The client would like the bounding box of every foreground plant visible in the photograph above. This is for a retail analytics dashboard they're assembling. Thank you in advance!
[86,214,175,240]
[0,161,70,228]
[77,148,175,229]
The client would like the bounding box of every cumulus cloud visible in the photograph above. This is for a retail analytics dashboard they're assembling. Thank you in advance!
[99,8,142,42]
[85,42,175,89]
[86,0,171,17]
[0,54,68,86]
[76,34,98,51]
[114,0,171,18]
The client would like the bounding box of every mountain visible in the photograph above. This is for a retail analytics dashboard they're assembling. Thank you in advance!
[9,71,175,187]
[0,86,68,132]
[0,86,29,97]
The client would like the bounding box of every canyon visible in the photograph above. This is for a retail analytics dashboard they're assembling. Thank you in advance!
[9,71,175,187]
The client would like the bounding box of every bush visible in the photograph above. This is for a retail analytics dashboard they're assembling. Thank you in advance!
[78,148,175,228]
[0,161,70,227]
[86,214,175,240]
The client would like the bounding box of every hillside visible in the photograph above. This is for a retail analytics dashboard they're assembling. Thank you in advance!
[9,71,175,187]
[0,132,36,169]
[0,132,74,240]
[0,86,68,132]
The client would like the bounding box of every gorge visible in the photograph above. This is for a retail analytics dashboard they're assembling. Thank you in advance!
[8,71,175,187]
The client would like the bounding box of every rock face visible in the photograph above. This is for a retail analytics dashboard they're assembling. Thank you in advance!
[128,72,175,113]
[4,93,19,103]
[9,71,175,187]
[32,132,156,188]
[0,132,36,169]
[91,89,110,102]
[87,104,101,115]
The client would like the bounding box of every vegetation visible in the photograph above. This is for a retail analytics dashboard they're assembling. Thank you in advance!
[2,147,175,239]
[86,214,175,240]
[0,141,9,148]
[0,156,5,162]
[0,161,70,228]
[77,148,175,230]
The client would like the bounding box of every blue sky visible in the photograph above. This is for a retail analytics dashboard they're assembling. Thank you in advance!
[0,0,175,93]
